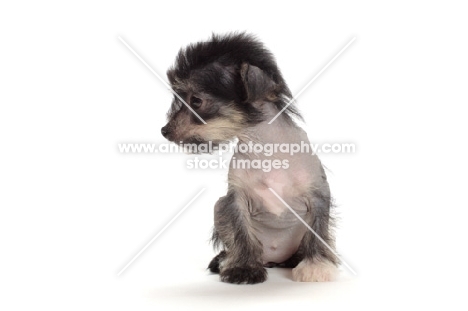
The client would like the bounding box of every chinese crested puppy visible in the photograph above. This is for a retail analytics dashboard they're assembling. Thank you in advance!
[162,33,338,284]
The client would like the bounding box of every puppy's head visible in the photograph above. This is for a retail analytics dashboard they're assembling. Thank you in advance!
[161,32,299,147]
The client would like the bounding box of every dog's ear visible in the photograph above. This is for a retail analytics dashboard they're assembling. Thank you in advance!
[240,63,277,103]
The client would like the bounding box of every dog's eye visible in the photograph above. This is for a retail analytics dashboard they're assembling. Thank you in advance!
[190,96,203,109]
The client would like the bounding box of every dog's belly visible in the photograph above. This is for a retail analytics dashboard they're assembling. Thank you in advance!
[251,210,308,264]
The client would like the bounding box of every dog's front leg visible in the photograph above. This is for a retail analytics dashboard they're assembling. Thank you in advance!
[292,190,339,282]
[212,190,266,284]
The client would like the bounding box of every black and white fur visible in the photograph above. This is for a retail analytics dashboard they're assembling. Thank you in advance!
[162,33,338,284]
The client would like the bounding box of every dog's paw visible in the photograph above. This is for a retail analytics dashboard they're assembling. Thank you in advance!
[220,266,267,284]
[207,251,226,274]
[292,258,338,282]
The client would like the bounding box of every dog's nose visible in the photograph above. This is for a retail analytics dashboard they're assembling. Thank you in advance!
[161,126,169,138]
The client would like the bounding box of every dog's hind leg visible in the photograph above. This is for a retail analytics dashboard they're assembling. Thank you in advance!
[212,190,266,284]
[207,250,226,273]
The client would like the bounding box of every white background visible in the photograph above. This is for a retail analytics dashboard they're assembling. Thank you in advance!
[1,1,467,310]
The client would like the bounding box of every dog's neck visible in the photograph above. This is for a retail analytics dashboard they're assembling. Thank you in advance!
[238,102,304,145]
